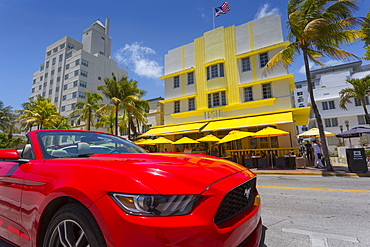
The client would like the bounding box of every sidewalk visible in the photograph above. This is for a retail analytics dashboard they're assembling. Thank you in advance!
[250,162,370,177]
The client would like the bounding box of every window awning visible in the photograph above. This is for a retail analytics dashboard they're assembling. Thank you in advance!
[141,122,208,136]
[202,112,293,132]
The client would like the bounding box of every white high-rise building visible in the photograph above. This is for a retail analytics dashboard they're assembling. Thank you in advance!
[30,19,127,127]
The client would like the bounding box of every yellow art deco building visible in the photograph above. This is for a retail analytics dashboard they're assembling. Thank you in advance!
[142,15,310,152]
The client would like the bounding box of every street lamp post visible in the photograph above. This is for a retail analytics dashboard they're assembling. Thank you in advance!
[344,120,352,147]
[339,125,344,146]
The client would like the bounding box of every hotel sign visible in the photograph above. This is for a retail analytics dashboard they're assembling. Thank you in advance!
[204,109,224,119]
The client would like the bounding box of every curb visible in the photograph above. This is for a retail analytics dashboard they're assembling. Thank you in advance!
[254,171,370,177]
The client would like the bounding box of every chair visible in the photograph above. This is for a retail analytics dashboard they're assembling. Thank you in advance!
[78,142,91,156]
[275,157,286,169]
[244,158,254,168]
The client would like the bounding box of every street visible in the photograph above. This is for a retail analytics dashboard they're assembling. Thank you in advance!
[257,175,370,247]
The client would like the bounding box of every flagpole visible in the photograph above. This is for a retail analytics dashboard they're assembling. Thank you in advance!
[212,4,215,29]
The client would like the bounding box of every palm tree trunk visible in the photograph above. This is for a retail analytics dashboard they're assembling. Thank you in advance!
[114,104,118,136]
[303,49,333,171]
[87,111,91,131]
[360,100,370,125]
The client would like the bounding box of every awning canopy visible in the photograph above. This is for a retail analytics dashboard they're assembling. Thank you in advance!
[141,122,208,136]
[202,112,293,132]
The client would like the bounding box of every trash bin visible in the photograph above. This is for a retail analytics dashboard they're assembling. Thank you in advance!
[346,148,368,173]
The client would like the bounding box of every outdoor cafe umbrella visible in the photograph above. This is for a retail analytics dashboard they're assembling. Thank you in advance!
[336,126,370,148]
[218,130,255,144]
[297,128,335,138]
[196,134,221,154]
[146,137,173,145]
[252,127,290,168]
[172,137,199,144]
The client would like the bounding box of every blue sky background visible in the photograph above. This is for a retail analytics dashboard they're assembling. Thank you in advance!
[1,0,369,110]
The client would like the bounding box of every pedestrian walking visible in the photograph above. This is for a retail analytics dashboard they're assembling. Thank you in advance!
[312,140,324,168]
[304,140,313,160]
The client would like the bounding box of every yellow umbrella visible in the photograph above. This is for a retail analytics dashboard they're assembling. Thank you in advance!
[196,134,221,142]
[218,130,255,144]
[173,137,199,144]
[253,127,289,138]
[146,137,173,145]
[134,139,145,144]
[297,128,335,138]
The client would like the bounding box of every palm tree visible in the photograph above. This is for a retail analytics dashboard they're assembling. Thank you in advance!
[95,110,116,134]
[17,97,60,130]
[98,74,125,135]
[98,74,149,137]
[0,100,14,132]
[339,75,370,124]
[264,0,364,171]
[69,91,103,130]
[48,117,71,129]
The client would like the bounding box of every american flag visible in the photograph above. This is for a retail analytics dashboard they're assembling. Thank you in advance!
[215,2,230,17]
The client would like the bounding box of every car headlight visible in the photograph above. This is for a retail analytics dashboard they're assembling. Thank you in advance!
[109,193,200,216]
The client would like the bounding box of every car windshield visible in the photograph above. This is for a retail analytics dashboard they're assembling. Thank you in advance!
[37,131,147,158]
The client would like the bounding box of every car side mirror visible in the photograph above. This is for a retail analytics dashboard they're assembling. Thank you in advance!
[0,149,20,159]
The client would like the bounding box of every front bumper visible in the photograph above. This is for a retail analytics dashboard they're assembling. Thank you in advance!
[91,172,262,247]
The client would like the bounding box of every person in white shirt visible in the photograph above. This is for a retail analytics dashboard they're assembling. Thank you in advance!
[312,140,324,168]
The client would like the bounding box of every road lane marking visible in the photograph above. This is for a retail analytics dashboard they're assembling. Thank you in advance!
[257,185,370,193]
[282,228,359,247]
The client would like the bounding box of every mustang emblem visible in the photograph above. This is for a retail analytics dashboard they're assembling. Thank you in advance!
[244,188,252,199]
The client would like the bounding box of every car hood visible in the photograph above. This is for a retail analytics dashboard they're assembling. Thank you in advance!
[75,153,251,194]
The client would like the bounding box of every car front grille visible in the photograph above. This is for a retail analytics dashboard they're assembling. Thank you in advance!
[214,177,256,225]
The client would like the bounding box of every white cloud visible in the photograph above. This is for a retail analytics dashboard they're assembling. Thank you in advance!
[255,3,280,19]
[114,42,163,79]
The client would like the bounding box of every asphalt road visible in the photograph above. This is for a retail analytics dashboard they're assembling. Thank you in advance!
[257,175,370,247]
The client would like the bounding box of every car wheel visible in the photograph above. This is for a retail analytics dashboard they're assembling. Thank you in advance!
[43,203,106,247]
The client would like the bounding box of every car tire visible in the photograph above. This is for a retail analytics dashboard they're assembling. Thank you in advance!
[43,203,106,247]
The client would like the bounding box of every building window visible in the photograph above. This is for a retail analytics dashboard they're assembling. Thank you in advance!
[296,84,303,89]
[53,47,58,53]
[259,52,269,68]
[207,63,224,80]
[61,106,65,112]
[33,79,36,84]
[59,54,63,62]
[58,67,62,73]
[47,51,51,56]
[66,52,72,59]
[74,70,79,76]
[39,85,42,90]
[43,82,47,88]
[51,70,54,75]
[187,72,194,85]
[42,92,46,97]
[66,64,70,70]
[56,87,59,92]
[40,76,43,81]
[49,89,52,95]
[75,59,80,66]
[52,57,56,65]
[54,97,58,103]
[32,88,35,93]
[324,118,338,127]
[81,59,89,67]
[173,76,180,88]
[355,97,369,106]
[243,86,253,102]
[40,65,44,71]
[208,91,226,108]
[60,43,65,49]
[80,81,87,88]
[298,97,304,103]
[301,126,308,131]
[322,100,335,110]
[358,115,366,125]
[262,83,272,99]
[79,92,86,99]
[71,103,76,110]
[46,61,49,68]
[64,85,68,90]
[73,80,78,87]
[45,73,48,78]
[174,101,180,113]
[80,70,88,77]
[188,98,195,111]
[242,57,251,72]
[50,79,54,85]
[72,92,77,98]
[67,43,74,49]
[297,91,303,96]
[65,74,69,80]
[62,95,66,101]
[98,76,101,80]
[57,77,61,83]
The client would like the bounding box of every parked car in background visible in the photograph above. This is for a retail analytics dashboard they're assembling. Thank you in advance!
[0,129,262,247]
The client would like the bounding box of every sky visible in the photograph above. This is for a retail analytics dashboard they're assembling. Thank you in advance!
[0,0,369,110]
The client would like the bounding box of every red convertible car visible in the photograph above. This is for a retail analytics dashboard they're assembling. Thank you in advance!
[0,129,262,247]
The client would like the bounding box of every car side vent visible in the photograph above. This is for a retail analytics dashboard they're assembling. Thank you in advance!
[214,177,256,225]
